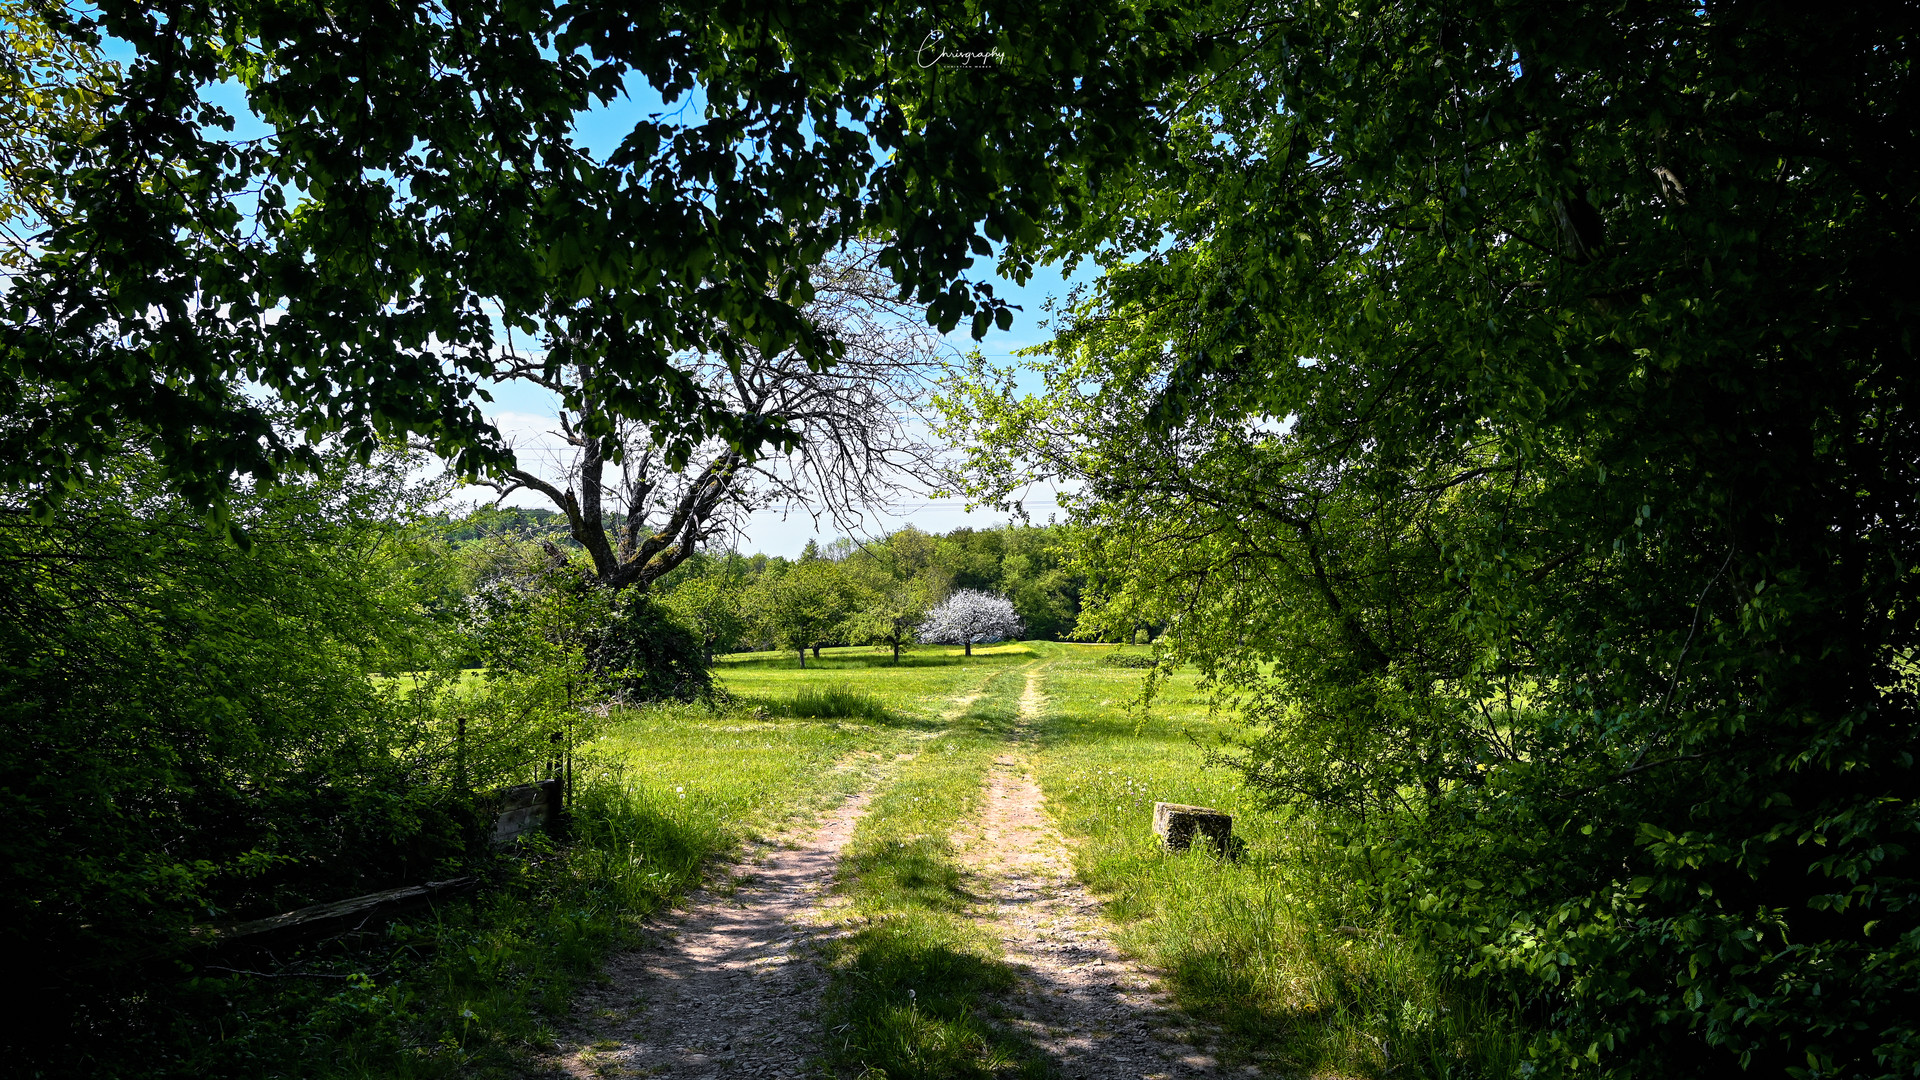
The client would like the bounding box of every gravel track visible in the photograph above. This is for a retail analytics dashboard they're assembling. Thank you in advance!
[544,779,880,1079]
[952,666,1236,1080]
[544,662,1236,1079]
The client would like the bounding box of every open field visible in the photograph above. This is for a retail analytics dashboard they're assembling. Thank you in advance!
[706,641,1516,1077]
[370,648,1038,1077]
[205,643,1512,1080]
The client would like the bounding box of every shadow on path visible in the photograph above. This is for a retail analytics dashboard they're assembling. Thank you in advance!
[547,783,880,1079]
[954,667,1241,1079]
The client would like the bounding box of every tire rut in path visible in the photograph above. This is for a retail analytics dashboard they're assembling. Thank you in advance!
[956,666,1236,1080]
[544,665,1007,1080]
[545,778,884,1079]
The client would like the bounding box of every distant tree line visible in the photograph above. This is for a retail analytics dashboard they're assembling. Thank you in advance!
[657,525,1079,659]
[426,511,1097,665]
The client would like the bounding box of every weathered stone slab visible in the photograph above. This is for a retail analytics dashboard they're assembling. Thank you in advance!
[1152,801,1233,853]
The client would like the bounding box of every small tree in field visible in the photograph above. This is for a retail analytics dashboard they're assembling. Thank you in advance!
[851,573,946,665]
[659,566,751,663]
[919,589,1023,657]
[757,560,850,668]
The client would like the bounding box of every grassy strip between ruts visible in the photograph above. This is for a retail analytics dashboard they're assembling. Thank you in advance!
[162,697,921,1080]
[816,660,1057,1080]
[1025,644,1524,1079]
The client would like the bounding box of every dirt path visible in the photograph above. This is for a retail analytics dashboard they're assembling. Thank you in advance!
[956,666,1232,1080]
[544,671,1006,1079]
[545,776,879,1080]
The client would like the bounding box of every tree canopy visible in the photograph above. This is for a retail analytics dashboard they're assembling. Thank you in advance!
[1,0,1199,515]
[942,1,1919,1075]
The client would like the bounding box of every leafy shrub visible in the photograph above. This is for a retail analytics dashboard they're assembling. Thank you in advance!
[0,457,493,1066]
[586,594,712,702]
[1100,652,1156,668]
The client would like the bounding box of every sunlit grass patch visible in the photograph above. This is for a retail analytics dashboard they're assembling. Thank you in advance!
[715,650,1005,729]
[1027,657,1521,1078]
[783,683,896,721]
[591,697,903,839]
[192,695,910,1080]
[719,642,1038,669]
[819,663,1053,1080]
[370,667,491,696]
[726,682,899,723]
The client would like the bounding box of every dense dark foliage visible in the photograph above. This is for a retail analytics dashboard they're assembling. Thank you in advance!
[588,594,713,702]
[946,1,1920,1075]
[0,458,483,1060]
[1,0,1194,517]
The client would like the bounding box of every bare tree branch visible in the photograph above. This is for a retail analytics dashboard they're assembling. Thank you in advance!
[477,242,945,592]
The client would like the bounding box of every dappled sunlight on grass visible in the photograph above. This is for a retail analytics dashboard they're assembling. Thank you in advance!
[819,663,1054,1079]
[1027,647,1522,1079]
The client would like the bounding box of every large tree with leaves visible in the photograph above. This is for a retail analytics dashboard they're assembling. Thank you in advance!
[0,0,118,269]
[0,0,1199,520]
[943,2,1919,1075]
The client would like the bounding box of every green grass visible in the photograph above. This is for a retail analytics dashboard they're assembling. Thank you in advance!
[715,645,1027,731]
[370,667,491,695]
[817,660,1054,1080]
[370,700,920,1077]
[770,683,898,721]
[1024,643,1522,1079]
[720,641,1039,670]
[312,662,1004,1079]
[179,694,922,1080]
[220,643,1520,1080]
[591,696,910,833]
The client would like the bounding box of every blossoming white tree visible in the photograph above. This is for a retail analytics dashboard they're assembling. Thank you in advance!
[918,589,1023,656]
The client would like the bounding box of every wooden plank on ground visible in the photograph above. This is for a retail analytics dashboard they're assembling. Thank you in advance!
[205,877,477,949]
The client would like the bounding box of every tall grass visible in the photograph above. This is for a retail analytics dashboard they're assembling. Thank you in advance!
[1027,645,1523,1078]
[141,696,911,1080]
[745,683,896,721]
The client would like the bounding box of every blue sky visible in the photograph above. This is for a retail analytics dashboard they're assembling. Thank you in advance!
[471,64,1099,554]
[88,33,1093,555]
